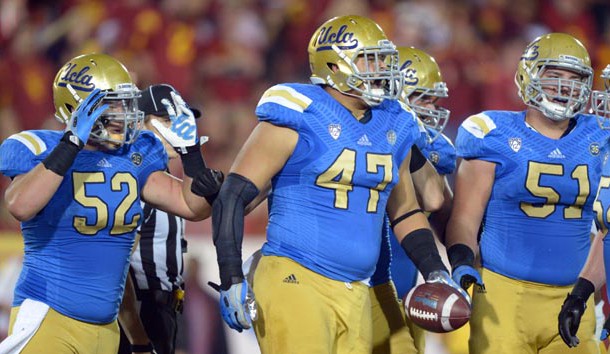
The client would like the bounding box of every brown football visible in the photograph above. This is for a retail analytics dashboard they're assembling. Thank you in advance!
[404,282,471,333]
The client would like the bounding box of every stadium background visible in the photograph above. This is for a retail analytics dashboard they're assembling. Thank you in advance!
[1,0,610,352]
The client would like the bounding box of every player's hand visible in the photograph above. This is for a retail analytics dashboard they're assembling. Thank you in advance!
[452,265,485,292]
[601,316,610,340]
[192,168,224,204]
[209,279,257,332]
[558,293,587,347]
[152,91,199,153]
[426,269,472,305]
[65,87,108,148]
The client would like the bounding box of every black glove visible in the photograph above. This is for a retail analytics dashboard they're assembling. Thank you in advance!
[191,168,224,204]
[558,277,594,348]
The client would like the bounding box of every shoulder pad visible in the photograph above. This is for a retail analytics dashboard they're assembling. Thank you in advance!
[461,113,497,139]
[0,130,59,177]
[256,84,313,130]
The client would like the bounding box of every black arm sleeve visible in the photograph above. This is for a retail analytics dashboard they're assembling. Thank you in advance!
[212,173,260,290]
[409,145,427,173]
[400,228,447,279]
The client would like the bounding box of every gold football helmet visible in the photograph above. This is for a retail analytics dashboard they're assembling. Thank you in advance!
[592,64,610,128]
[398,46,449,140]
[514,33,593,121]
[53,53,144,147]
[308,15,402,106]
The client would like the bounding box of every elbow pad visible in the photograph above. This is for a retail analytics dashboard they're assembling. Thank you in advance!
[212,173,260,289]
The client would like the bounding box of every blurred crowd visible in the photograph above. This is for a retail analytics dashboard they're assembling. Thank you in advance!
[1,0,610,232]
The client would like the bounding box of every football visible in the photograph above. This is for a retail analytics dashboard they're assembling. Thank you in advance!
[404,282,471,333]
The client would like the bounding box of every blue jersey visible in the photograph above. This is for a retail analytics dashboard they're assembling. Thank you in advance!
[257,84,420,282]
[420,130,457,175]
[457,111,610,285]
[0,130,167,323]
[593,157,610,298]
[371,132,457,298]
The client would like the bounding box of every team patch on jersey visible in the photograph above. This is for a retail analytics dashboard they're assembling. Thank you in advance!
[429,151,440,165]
[590,143,601,156]
[258,85,313,113]
[131,152,143,166]
[387,130,397,145]
[8,132,47,155]
[462,114,496,139]
[328,123,341,140]
[508,137,522,152]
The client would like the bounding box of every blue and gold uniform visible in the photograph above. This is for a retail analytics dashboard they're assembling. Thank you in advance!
[370,129,457,354]
[258,83,419,281]
[251,83,420,354]
[0,130,166,324]
[458,110,608,354]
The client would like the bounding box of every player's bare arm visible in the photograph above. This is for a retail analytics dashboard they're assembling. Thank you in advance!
[4,165,64,221]
[230,121,298,187]
[387,151,432,239]
[411,159,445,212]
[141,170,210,221]
[445,158,495,252]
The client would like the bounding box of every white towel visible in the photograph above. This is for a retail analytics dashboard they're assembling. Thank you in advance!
[0,299,49,354]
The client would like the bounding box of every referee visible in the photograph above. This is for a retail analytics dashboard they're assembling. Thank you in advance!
[118,84,223,354]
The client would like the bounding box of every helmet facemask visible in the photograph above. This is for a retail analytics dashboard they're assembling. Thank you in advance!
[330,40,403,106]
[403,82,449,141]
[89,83,144,149]
[522,60,592,121]
[593,65,610,129]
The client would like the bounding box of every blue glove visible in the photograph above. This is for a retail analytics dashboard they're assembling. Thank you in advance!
[65,86,108,147]
[452,265,485,292]
[218,279,257,332]
[427,270,472,305]
[151,91,200,154]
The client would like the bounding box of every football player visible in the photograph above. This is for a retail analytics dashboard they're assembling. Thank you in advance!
[211,15,462,354]
[0,53,216,353]
[370,46,463,354]
[557,63,610,350]
[446,33,608,354]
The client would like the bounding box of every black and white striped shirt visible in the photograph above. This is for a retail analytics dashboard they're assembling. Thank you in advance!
[130,202,186,292]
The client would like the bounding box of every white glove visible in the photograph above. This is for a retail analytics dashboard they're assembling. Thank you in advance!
[151,91,199,154]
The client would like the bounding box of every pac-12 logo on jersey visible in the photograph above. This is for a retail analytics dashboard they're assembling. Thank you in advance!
[508,137,522,152]
[328,124,341,140]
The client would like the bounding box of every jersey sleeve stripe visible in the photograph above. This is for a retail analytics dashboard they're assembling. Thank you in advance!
[9,132,47,155]
[462,114,496,139]
[258,85,313,113]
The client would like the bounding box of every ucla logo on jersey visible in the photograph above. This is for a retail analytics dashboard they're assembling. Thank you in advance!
[521,42,539,61]
[387,130,397,145]
[590,142,601,156]
[131,152,143,166]
[58,63,95,92]
[328,123,341,140]
[429,151,440,165]
[316,25,358,51]
[508,137,522,152]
